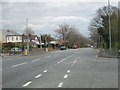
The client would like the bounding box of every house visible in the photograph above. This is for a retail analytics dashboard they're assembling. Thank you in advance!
[2,29,20,43]
[6,35,22,43]
[6,33,40,48]
[22,34,40,47]
[58,39,65,45]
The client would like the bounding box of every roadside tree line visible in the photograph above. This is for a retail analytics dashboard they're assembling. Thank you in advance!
[89,5,120,52]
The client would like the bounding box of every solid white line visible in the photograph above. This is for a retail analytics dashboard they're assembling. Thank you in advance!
[44,70,48,72]
[35,74,42,78]
[64,74,68,79]
[67,70,71,73]
[22,81,32,87]
[58,82,64,87]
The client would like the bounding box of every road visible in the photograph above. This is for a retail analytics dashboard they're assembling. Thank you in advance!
[2,48,118,88]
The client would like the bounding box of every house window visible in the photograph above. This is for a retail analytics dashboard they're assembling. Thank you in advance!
[16,36,18,41]
[7,37,9,41]
[12,36,14,41]
[20,36,22,40]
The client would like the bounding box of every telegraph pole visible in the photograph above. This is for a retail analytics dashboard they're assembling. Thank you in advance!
[108,0,112,51]
[39,34,42,49]
[26,19,29,53]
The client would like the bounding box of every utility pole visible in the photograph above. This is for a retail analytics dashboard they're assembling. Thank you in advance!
[108,0,112,51]
[39,34,42,49]
[26,19,29,53]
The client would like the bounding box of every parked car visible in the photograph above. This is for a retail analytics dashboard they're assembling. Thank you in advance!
[10,47,22,54]
[60,45,66,50]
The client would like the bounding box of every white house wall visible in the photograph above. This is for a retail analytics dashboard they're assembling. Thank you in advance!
[7,36,22,43]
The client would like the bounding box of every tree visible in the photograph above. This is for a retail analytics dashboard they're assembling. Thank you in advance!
[40,34,55,47]
[89,26,100,47]
[89,5,119,49]
[55,24,88,47]
[55,24,72,41]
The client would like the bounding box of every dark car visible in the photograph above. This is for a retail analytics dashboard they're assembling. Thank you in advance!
[60,45,66,50]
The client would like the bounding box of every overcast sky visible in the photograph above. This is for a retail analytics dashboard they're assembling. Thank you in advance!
[1,0,119,37]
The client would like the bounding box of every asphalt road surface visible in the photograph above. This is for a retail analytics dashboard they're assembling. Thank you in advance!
[2,48,118,88]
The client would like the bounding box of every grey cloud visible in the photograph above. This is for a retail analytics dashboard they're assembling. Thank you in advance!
[1,1,118,37]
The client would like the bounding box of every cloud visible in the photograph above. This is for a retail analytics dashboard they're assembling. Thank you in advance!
[1,1,119,37]
[2,0,120,2]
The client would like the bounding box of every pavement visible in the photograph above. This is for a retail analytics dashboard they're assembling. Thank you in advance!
[2,48,118,88]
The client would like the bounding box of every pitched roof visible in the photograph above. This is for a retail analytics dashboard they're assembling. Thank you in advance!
[2,29,20,36]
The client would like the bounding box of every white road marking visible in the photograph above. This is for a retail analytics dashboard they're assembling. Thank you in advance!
[12,64,20,67]
[44,70,48,73]
[22,81,32,87]
[32,59,40,62]
[35,74,42,78]
[67,70,71,73]
[12,62,28,67]
[64,74,68,79]
[73,60,77,64]
[60,60,63,62]
[58,82,64,87]
[20,62,28,65]
[58,62,60,64]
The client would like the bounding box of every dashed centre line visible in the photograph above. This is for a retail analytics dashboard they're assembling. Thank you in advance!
[73,60,77,64]
[44,70,48,73]
[64,74,68,79]
[58,62,60,64]
[57,55,72,64]
[58,82,64,87]
[35,74,42,78]
[67,70,71,73]
[22,81,32,87]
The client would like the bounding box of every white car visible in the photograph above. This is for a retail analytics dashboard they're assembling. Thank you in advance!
[10,47,22,54]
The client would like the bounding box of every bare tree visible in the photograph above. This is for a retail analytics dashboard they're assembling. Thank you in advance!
[55,24,72,41]
[55,24,88,47]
